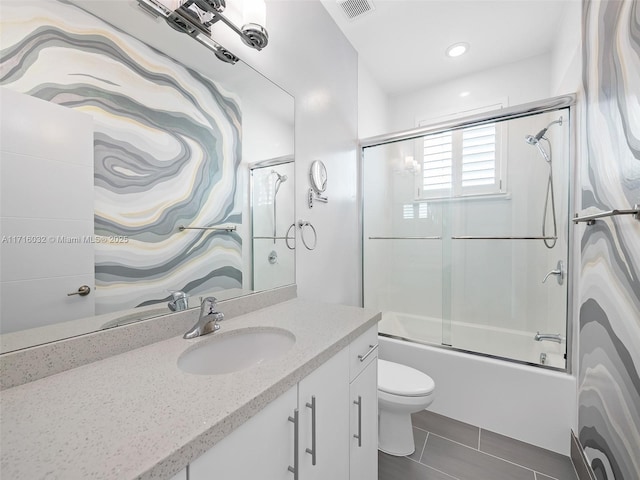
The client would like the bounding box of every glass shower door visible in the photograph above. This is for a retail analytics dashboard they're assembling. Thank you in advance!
[363,141,445,345]
[362,105,571,370]
[447,110,570,367]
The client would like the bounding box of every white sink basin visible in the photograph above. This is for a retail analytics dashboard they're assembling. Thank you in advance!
[177,327,295,375]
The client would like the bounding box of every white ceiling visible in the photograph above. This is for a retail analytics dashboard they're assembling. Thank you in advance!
[320,0,574,96]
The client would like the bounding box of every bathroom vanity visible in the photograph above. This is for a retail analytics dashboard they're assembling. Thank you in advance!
[0,296,379,479]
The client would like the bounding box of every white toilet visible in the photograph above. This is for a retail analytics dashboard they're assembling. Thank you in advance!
[377,359,436,456]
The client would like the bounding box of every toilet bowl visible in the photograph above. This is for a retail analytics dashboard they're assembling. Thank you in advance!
[378,359,435,456]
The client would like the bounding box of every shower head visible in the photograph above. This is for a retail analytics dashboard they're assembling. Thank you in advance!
[272,170,288,182]
[525,134,539,145]
[272,170,288,195]
[525,116,563,146]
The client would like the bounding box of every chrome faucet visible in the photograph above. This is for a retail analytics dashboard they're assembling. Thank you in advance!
[183,297,224,339]
[534,332,565,343]
[168,291,189,312]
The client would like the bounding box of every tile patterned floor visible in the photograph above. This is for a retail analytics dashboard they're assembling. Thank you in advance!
[379,410,579,480]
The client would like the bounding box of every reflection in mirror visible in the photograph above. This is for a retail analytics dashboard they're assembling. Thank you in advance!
[0,0,294,353]
[250,159,295,291]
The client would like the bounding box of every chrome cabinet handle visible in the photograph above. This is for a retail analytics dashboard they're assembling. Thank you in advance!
[358,344,378,363]
[67,285,91,296]
[353,396,362,447]
[305,396,317,465]
[288,409,299,479]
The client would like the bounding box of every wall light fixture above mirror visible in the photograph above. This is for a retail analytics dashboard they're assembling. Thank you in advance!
[138,0,269,65]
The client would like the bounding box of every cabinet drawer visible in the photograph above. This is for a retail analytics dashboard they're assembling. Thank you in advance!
[349,325,378,381]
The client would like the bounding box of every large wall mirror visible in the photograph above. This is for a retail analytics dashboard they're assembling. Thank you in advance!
[0,0,295,353]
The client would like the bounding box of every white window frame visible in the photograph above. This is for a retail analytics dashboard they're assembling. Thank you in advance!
[414,105,508,201]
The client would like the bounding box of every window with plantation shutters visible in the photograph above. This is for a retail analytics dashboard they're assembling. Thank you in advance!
[418,122,504,199]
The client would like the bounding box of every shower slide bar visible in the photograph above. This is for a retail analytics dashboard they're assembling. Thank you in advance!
[451,236,557,240]
[573,205,639,225]
[178,225,237,232]
[368,236,442,240]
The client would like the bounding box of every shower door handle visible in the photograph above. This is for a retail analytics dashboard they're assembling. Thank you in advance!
[542,260,564,285]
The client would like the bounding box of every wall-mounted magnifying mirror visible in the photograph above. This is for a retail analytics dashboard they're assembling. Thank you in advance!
[310,160,327,193]
[308,160,328,208]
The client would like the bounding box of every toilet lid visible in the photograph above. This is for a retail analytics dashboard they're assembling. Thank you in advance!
[378,359,435,397]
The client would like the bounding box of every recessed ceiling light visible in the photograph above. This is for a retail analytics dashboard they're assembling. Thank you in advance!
[446,42,469,58]
[459,91,470,97]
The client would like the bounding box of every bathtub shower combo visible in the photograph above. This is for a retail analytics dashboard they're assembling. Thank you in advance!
[362,97,573,370]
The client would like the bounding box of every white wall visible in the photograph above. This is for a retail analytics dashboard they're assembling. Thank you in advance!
[217,0,360,306]
[389,53,553,131]
[551,0,582,96]
[358,61,389,139]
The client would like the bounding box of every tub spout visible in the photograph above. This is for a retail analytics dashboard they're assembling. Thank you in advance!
[534,332,565,343]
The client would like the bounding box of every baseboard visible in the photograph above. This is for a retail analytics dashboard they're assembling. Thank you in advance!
[571,430,596,480]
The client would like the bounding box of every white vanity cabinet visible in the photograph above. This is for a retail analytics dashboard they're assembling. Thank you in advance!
[189,385,298,480]
[298,348,350,480]
[349,326,379,480]
[188,326,378,480]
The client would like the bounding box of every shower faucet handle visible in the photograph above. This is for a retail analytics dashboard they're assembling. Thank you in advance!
[542,260,564,285]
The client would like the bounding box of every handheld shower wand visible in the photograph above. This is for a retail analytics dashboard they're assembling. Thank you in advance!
[271,170,288,244]
[525,116,563,249]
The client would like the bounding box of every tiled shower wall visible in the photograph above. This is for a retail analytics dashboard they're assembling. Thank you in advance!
[0,0,242,315]
[579,1,640,479]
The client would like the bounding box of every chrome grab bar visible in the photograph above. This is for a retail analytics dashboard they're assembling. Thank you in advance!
[178,225,237,232]
[368,236,441,240]
[573,205,639,225]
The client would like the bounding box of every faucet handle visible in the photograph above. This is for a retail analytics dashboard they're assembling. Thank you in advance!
[167,290,189,312]
[171,290,187,300]
[200,296,219,315]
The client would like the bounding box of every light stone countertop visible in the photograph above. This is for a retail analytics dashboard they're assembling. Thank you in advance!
[0,298,380,480]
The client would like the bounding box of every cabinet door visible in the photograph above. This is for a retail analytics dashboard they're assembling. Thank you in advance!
[189,385,297,480]
[350,358,378,480]
[298,348,350,480]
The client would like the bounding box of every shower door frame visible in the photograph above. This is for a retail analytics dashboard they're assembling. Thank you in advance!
[249,155,295,291]
[359,94,577,373]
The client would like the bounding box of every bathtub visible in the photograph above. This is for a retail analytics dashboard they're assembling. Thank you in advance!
[379,311,566,368]
[378,317,577,455]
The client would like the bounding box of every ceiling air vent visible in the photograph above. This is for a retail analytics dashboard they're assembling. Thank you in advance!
[337,0,375,20]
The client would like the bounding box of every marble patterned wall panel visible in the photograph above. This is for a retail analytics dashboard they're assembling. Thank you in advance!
[579,1,640,479]
[0,0,242,313]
